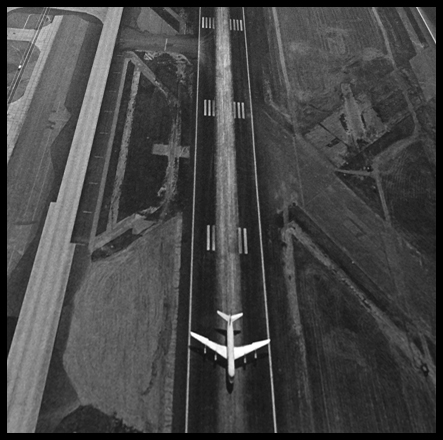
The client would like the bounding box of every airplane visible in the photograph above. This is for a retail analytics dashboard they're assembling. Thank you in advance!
[190,311,270,384]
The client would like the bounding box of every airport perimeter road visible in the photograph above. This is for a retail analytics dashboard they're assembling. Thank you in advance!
[416,7,436,43]
[186,7,276,433]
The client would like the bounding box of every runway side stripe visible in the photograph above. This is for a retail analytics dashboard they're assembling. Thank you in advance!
[204,100,216,117]
[211,225,216,251]
[237,228,249,254]
[238,227,243,254]
[233,102,246,119]
[229,19,244,31]
[206,225,211,250]
[202,17,215,29]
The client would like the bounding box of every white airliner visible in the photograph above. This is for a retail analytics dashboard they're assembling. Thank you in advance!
[191,311,270,384]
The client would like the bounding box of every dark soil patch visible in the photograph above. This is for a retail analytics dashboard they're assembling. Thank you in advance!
[7,62,17,74]
[55,405,142,433]
[118,70,170,218]
[97,61,135,235]
[381,141,436,257]
[335,172,385,220]
[91,229,141,261]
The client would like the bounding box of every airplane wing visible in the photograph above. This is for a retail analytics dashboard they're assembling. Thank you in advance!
[234,339,270,360]
[191,332,227,359]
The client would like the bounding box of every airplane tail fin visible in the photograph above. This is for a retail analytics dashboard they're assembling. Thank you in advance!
[217,310,243,322]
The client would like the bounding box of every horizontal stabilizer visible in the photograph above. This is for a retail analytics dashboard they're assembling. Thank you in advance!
[190,332,227,359]
[234,339,270,360]
[231,312,243,322]
[217,310,243,322]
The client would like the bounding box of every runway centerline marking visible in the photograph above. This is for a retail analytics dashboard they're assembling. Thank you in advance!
[243,227,248,254]
[211,225,216,251]
[238,227,243,254]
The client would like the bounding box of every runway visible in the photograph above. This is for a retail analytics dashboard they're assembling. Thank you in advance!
[185,7,276,433]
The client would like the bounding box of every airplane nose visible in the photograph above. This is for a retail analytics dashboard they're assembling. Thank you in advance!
[228,375,234,384]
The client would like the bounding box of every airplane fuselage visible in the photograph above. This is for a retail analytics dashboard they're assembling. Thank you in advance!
[226,317,236,383]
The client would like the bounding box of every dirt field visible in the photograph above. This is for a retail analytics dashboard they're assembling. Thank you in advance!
[31,8,199,432]
[7,41,40,102]
[37,216,183,433]
[247,7,436,432]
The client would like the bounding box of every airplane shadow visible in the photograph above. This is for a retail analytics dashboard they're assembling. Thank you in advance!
[189,345,227,369]
[214,328,241,337]
[235,352,269,369]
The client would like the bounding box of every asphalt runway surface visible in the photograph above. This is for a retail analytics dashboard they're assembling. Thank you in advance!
[186,7,276,433]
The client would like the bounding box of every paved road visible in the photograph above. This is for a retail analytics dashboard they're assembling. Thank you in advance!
[417,7,436,42]
[421,7,436,27]
[186,6,276,433]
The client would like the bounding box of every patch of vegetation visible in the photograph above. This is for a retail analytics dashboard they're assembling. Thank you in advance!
[55,405,142,433]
